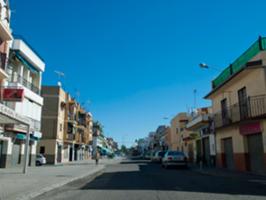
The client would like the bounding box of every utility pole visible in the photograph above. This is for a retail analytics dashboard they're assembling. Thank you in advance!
[23,125,30,174]
[193,89,197,110]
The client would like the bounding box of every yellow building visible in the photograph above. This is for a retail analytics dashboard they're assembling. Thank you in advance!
[205,37,266,173]
[170,113,195,161]
[39,86,93,164]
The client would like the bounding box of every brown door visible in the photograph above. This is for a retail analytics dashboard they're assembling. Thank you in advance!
[223,138,234,170]
[247,133,265,173]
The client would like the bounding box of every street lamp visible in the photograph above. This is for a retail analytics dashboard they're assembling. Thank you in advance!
[199,63,222,72]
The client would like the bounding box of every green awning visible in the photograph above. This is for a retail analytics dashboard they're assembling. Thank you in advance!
[14,51,39,74]
[16,133,26,140]
[212,37,266,89]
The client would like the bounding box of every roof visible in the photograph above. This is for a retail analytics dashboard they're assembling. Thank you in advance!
[205,36,266,99]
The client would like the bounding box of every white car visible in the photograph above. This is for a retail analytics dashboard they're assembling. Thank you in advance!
[162,151,187,169]
[36,154,46,166]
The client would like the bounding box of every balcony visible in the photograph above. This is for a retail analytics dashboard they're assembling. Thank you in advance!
[0,53,7,79]
[8,73,40,95]
[214,95,266,128]
[186,114,210,130]
[67,122,76,134]
[77,112,86,127]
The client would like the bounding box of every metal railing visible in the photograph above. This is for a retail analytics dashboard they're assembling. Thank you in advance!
[8,73,40,95]
[214,95,266,128]
[0,53,6,70]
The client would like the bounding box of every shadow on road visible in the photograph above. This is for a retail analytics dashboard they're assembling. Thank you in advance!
[80,160,266,197]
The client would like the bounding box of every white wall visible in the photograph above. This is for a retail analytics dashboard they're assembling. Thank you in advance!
[12,40,45,72]
[15,98,42,122]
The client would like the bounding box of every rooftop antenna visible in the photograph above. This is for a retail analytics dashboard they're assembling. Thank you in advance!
[54,70,65,87]
[193,89,197,109]
[75,88,80,102]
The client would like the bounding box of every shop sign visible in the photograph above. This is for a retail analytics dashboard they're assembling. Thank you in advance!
[239,122,261,135]
[3,88,24,102]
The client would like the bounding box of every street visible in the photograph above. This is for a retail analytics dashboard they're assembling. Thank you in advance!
[35,160,266,200]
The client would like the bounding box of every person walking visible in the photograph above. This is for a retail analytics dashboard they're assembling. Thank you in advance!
[95,149,100,165]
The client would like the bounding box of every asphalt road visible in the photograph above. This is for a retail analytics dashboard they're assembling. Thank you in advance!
[35,160,266,200]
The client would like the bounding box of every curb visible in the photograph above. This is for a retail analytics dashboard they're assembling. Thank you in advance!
[17,165,105,200]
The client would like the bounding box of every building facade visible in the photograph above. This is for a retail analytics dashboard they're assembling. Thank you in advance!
[39,86,93,164]
[4,38,45,167]
[206,37,266,174]
[186,107,216,166]
[39,86,67,164]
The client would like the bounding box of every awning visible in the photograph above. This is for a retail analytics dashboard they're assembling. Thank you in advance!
[14,51,39,74]
[30,136,39,141]
[16,133,26,140]
[32,131,42,139]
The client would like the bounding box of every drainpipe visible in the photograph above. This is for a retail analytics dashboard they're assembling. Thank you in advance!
[23,125,30,174]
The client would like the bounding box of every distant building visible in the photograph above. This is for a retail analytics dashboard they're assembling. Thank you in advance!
[38,86,93,164]
[186,107,215,166]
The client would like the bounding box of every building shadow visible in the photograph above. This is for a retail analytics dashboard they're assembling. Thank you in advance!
[80,161,266,197]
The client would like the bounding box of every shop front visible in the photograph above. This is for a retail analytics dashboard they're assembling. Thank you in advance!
[0,103,31,169]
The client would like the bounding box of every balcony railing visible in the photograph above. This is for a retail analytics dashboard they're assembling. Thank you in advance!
[214,95,266,128]
[8,73,40,95]
[0,53,6,71]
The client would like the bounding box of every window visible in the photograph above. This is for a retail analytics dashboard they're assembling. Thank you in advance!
[60,123,63,131]
[221,98,229,125]
[238,87,248,119]
[40,146,45,154]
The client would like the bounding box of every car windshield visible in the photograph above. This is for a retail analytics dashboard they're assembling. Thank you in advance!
[167,151,184,156]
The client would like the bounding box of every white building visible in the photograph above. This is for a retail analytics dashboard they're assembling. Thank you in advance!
[3,38,45,167]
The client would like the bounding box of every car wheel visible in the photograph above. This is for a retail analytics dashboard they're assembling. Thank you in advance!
[36,161,41,166]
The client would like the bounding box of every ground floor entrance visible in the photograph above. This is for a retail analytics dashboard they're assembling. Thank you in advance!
[247,133,265,173]
[223,138,234,170]
[0,140,5,168]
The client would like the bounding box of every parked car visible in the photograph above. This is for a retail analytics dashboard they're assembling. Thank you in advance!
[152,151,166,163]
[161,151,187,169]
[143,151,152,160]
[36,154,46,166]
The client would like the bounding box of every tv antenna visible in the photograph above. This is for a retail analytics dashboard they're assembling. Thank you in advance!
[54,70,65,87]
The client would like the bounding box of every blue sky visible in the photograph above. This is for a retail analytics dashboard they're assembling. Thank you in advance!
[10,0,266,147]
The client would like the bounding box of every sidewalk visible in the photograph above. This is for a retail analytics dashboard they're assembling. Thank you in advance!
[0,159,120,200]
[190,165,266,180]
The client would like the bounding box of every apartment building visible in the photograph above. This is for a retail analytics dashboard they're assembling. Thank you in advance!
[39,86,93,164]
[186,107,216,166]
[39,86,67,164]
[169,113,194,161]
[3,38,45,167]
[0,1,47,168]
[205,37,266,173]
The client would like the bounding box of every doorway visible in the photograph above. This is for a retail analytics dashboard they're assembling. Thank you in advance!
[223,138,234,170]
[247,133,265,173]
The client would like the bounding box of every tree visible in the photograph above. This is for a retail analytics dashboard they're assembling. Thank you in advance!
[120,145,128,154]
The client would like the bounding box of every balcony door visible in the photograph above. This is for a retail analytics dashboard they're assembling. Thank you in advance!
[238,87,248,120]
[221,98,229,125]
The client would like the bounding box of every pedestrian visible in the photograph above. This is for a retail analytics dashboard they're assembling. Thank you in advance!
[95,149,100,165]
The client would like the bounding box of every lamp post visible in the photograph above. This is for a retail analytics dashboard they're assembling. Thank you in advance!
[199,63,222,72]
